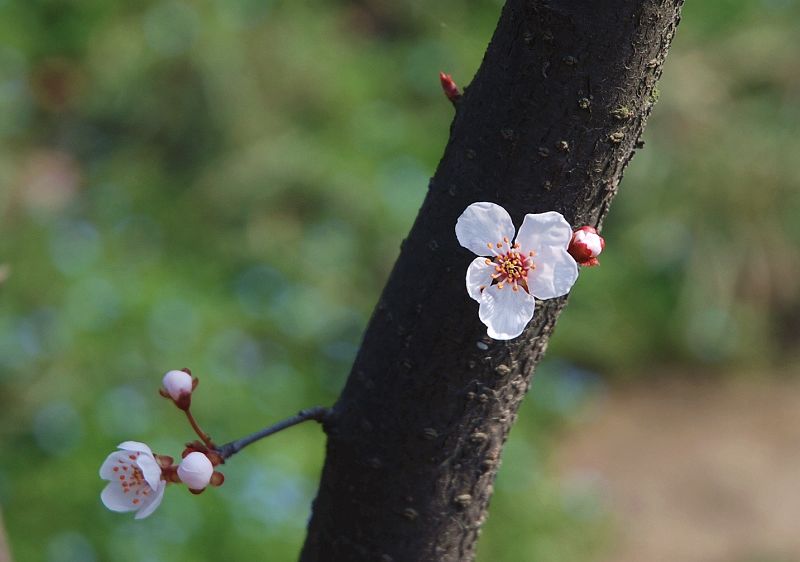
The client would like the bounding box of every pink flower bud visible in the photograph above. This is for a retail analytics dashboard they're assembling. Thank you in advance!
[162,370,193,402]
[568,226,605,267]
[177,452,214,491]
[439,72,461,103]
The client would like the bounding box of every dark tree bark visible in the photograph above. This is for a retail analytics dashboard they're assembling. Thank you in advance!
[301,1,684,560]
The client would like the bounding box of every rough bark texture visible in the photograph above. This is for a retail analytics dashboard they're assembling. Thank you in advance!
[301,1,684,560]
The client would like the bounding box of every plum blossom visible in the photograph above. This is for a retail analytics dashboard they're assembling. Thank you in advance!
[456,202,579,340]
[99,441,166,519]
[177,452,214,491]
[568,225,605,267]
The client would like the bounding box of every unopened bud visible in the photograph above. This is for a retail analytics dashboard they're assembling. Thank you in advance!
[177,452,214,491]
[439,72,461,103]
[568,226,605,267]
[162,369,193,400]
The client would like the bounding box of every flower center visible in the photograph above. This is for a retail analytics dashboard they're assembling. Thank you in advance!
[114,453,154,505]
[485,238,535,292]
[498,252,526,279]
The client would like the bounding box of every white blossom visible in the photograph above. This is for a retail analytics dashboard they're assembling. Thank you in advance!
[456,202,579,340]
[99,441,165,519]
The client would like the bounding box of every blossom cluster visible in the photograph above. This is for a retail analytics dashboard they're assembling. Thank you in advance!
[100,203,606,518]
[99,370,223,519]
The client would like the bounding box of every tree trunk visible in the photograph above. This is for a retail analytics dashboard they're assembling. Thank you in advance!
[301,1,684,560]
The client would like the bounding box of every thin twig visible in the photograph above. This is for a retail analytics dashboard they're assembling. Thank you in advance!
[217,406,331,459]
[185,408,214,448]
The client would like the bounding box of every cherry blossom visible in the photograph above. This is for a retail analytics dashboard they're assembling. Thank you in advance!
[568,225,605,267]
[99,441,166,519]
[177,452,214,491]
[456,202,579,340]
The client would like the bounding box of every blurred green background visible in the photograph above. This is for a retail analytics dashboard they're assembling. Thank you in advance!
[1,1,799,561]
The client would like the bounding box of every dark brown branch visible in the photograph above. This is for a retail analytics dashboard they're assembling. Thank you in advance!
[301,1,684,560]
[217,406,331,459]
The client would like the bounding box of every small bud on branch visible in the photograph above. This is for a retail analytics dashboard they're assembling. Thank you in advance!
[161,369,195,409]
[177,452,215,491]
[439,72,461,104]
[568,226,605,267]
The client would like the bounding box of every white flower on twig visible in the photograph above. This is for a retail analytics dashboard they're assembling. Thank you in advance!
[99,441,166,519]
[456,202,578,340]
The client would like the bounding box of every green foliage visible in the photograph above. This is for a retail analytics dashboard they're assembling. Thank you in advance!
[0,1,797,560]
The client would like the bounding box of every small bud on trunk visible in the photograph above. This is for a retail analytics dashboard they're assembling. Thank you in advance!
[568,226,605,266]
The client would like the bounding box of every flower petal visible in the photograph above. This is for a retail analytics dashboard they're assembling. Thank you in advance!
[514,211,573,255]
[465,257,496,302]
[455,202,516,256]
[101,482,138,513]
[134,481,166,520]
[136,453,162,490]
[118,441,153,456]
[478,284,536,340]
[575,230,603,256]
[528,245,579,299]
[99,451,131,480]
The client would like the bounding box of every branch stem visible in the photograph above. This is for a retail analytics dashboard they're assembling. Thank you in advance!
[217,406,331,459]
[185,408,214,448]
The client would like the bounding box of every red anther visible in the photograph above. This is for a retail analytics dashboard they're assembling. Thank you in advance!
[439,72,461,103]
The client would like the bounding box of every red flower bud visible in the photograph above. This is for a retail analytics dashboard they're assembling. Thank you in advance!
[439,72,461,103]
[568,226,605,267]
